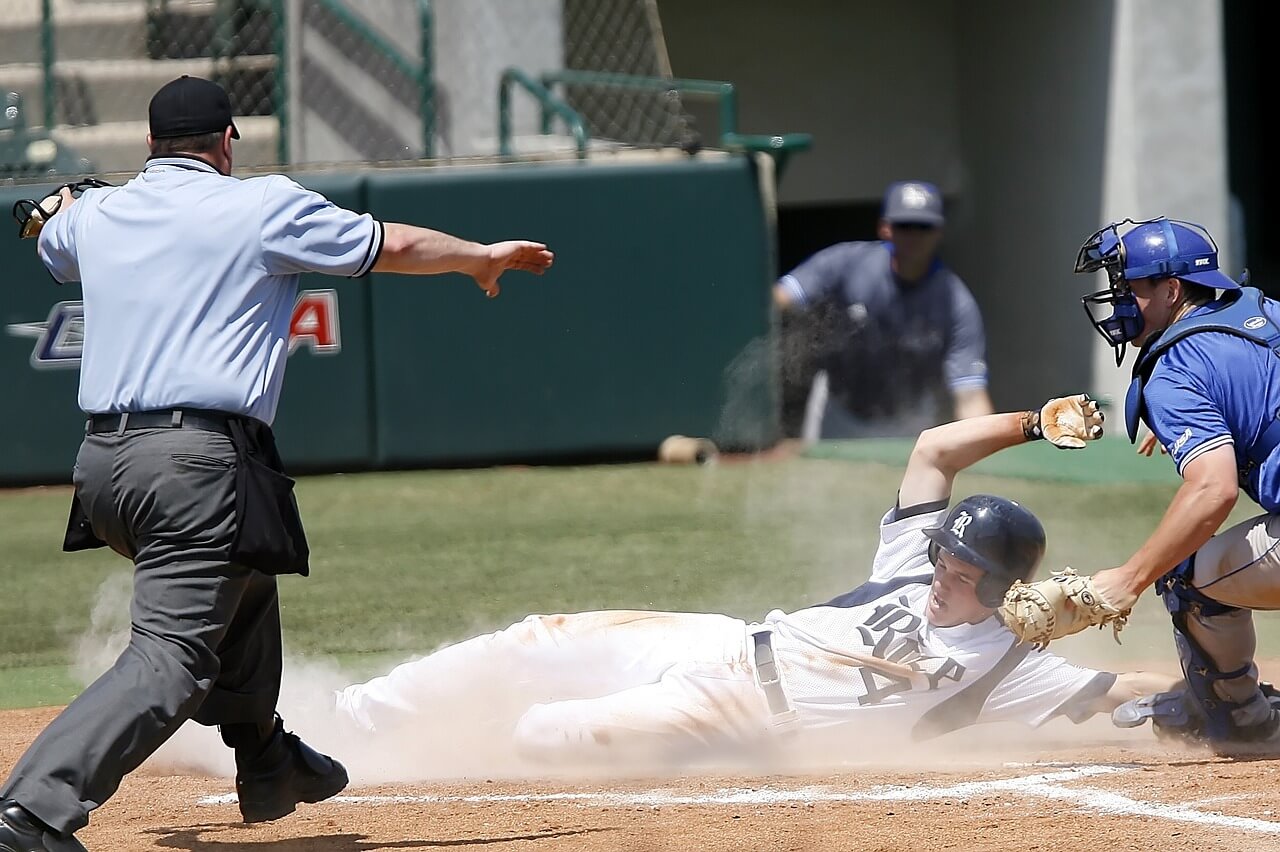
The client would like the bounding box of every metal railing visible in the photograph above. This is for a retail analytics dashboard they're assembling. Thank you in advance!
[498,68,589,159]
[208,0,289,164]
[537,70,812,174]
[39,0,55,131]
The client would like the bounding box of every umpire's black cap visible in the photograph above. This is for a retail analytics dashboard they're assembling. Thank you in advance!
[149,75,240,140]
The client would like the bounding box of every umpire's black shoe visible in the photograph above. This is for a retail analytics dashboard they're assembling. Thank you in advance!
[235,722,349,823]
[0,799,87,852]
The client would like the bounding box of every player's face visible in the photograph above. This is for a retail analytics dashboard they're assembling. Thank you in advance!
[1126,275,1178,344]
[882,221,944,282]
[927,551,995,627]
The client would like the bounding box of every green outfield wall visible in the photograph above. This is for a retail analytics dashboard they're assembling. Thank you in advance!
[0,155,776,484]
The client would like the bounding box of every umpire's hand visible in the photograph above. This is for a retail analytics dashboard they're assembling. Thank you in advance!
[470,241,555,299]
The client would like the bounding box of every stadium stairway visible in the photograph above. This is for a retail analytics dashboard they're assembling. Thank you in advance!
[0,0,279,176]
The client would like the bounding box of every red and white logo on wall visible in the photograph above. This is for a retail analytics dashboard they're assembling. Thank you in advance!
[7,290,343,369]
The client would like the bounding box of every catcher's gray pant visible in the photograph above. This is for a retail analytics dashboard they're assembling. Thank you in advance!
[1176,511,1280,729]
[1,429,283,837]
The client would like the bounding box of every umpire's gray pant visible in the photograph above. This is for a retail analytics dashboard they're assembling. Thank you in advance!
[1,427,283,836]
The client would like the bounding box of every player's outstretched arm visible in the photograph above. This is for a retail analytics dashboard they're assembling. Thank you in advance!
[898,394,1105,508]
[373,222,554,298]
[898,412,1028,508]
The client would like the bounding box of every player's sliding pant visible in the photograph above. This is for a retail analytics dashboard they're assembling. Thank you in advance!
[1156,511,1280,743]
[333,612,789,763]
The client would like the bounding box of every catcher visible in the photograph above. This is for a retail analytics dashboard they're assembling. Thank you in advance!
[1001,217,1280,755]
[328,395,1178,768]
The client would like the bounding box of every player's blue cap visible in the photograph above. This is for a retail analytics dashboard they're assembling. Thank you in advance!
[883,181,944,226]
[149,75,240,140]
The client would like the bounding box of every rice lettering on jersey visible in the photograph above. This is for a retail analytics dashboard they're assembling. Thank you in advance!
[854,594,966,706]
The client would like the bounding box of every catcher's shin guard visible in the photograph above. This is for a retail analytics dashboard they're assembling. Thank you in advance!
[1156,560,1278,747]
[1113,683,1280,743]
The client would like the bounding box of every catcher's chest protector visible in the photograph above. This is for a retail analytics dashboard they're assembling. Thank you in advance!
[1126,287,1280,474]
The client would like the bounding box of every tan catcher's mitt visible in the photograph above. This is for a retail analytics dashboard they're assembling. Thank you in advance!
[999,567,1131,650]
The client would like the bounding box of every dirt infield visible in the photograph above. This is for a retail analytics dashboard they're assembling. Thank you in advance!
[5,707,1280,851]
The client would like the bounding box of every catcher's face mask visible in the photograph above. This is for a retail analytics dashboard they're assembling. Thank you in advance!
[11,178,112,240]
[1077,216,1242,366]
[1077,219,1148,366]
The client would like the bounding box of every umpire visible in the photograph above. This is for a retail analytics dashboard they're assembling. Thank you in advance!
[0,75,553,852]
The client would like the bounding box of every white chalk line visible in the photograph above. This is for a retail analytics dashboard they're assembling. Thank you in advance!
[197,764,1280,835]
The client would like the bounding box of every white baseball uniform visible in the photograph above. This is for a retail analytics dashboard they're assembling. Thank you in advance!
[334,501,1112,765]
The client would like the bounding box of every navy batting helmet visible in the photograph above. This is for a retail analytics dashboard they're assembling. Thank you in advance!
[1076,217,1241,364]
[922,494,1046,608]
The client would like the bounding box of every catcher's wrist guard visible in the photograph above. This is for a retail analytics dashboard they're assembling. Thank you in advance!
[1021,410,1044,442]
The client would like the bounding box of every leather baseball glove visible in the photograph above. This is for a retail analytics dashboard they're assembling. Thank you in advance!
[1023,393,1105,449]
[999,567,1131,649]
[11,177,111,239]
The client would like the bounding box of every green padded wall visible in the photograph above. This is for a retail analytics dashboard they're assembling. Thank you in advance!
[364,156,776,466]
[0,184,86,484]
[0,154,776,483]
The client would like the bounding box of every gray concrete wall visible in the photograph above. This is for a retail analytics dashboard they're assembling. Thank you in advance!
[288,0,427,164]
[657,0,1231,414]
[948,0,1114,410]
[431,0,564,158]
[657,0,963,207]
[288,0,562,164]
[1089,0,1231,417]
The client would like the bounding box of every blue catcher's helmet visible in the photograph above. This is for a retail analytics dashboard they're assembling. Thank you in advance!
[1075,217,1242,364]
[922,494,1046,608]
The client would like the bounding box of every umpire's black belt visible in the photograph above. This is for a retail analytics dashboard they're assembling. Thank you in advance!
[86,408,236,437]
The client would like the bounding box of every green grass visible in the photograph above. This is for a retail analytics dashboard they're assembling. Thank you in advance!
[0,455,1274,709]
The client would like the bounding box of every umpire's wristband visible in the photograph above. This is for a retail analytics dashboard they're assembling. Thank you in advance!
[1021,409,1044,441]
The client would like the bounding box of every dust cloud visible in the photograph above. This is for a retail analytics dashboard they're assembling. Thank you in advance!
[71,570,1148,788]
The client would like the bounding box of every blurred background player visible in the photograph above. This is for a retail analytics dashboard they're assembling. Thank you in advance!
[774,180,994,441]
[329,395,1176,769]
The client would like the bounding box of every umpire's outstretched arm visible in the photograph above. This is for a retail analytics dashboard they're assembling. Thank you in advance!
[373,222,554,299]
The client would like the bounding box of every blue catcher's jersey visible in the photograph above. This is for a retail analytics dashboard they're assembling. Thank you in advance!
[1139,290,1280,510]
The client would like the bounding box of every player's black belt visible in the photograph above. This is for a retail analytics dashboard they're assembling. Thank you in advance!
[86,408,236,437]
[751,629,794,718]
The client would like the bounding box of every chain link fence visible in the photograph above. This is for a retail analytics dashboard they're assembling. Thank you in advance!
[0,0,702,180]
[561,0,695,150]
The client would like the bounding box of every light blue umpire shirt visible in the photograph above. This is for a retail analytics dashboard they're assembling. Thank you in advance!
[37,155,384,424]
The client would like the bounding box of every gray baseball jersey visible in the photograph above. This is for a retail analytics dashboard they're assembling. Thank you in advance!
[780,241,988,426]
